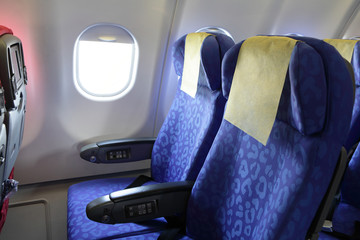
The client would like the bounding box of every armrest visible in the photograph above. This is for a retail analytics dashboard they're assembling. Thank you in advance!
[80,137,156,164]
[86,181,194,224]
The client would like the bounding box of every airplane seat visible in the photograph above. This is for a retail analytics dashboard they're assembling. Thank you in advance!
[83,35,353,240]
[67,32,234,240]
[0,24,26,231]
[323,39,360,152]
[0,85,6,233]
[318,39,360,240]
[183,36,354,240]
[0,24,27,183]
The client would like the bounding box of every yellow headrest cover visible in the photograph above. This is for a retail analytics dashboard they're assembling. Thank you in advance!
[181,32,212,98]
[324,39,358,62]
[224,36,298,145]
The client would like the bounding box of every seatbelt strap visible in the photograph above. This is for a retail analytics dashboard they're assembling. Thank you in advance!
[157,215,186,240]
[157,228,182,240]
[125,175,153,189]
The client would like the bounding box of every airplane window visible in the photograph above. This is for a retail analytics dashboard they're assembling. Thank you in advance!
[73,24,138,101]
[196,26,234,41]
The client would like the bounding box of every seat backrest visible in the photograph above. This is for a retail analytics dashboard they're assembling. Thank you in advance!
[0,25,13,232]
[0,25,27,182]
[323,39,360,151]
[151,32,234,183]
[185,36,353,239]
[323,39,360,234]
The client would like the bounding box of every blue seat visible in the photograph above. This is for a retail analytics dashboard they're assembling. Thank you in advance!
[67,32,234,240]
[317,39,360,239]
[184,35,353,240]
[119,35,354,240]
[320,39,360,152]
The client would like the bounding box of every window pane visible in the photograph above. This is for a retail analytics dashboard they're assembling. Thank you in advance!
[74,24,138,101]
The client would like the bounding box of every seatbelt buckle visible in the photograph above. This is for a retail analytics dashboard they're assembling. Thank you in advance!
[322,220,333,232]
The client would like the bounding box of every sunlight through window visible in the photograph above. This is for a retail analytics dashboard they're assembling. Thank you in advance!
[74,24,138,101]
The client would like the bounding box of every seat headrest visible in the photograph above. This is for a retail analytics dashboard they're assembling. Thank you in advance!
[0,25,13,37]
[353,41,360,87]
[172,32,226,95]
[324,39,360,87]
[222,36,327,142]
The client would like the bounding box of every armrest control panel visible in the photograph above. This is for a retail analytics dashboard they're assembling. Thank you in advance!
[107,148,130,160]
[86,181,194,224]
[80,137,156,164]
[125,200,157,218]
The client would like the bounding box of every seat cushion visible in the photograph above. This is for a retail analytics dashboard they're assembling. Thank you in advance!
[341,138,360,209]
[67,177,167,240]
[318,231,342,240]
[332,202,360,236]
[318,202,360,239]
[108,231,193,240]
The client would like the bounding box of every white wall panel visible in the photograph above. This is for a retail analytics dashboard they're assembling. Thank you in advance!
[0,0,177,184]
[342,2,360,38]
[269,0,358,38]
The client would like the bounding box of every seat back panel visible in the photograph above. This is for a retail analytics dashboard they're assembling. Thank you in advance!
[186,36,353,239]
[151,33,233,183]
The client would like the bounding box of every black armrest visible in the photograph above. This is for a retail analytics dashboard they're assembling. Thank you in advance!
[86,181,194,224]
[80,137,156,164]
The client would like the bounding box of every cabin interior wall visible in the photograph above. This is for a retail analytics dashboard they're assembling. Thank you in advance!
[343,1,360,39]
[0,0,177,184]
[0,0,359,239]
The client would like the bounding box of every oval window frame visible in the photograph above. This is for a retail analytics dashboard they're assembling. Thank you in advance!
[196,26,234,41]
[73,23,139,101]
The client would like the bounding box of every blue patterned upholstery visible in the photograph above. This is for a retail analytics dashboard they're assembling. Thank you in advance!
[341,144,360,210]
[332,202,360,236]
[344,41,360,151]
[317,41,360,239]
[67,178,168,239]
[106,36,354,240]
[110,232,192,240]
[151,33,234,182]
[183,36,353,239]
[319,201,360,239]
[319,232,343,240]
[67,33,234,240]
[324,132,360,239]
